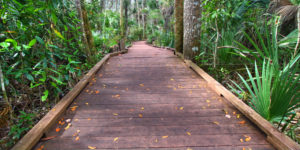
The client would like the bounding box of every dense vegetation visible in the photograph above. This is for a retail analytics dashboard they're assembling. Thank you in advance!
[0,0,299,149]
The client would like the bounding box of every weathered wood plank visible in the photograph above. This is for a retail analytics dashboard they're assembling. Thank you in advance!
[12,50,128,150]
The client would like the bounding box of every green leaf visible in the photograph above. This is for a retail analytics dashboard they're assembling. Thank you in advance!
[41,90,49,102]
[35,36,45,45]
[28,39,37,47]
[5,39,18,48]
[53,28,65,40]
[25,73,34,82]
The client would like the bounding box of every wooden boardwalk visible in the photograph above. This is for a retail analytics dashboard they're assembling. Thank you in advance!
[34,41,274,150]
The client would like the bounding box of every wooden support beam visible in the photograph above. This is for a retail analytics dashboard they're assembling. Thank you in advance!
[12,50,128,150]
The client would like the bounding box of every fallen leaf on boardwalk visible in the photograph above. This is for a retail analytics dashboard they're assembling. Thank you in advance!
[74,119,79,121]
[223,108,229,114]
[139,84,144,87]
[213,121,220,125]
[170,78,174,81]
[139,114,143,118]
[114,137,119,142]
[206,100,210,103]
[237,114,241,118]
[233,111,236,115]
[58,121,65,125]
[85,103,89,105]
[173,87,177,90]
[179,107,184,110]
[243,148,246,150]
[244,135,251,142]
[88,146,96,149]
[126,88,129,91]
[52,108,56,112]
[189,91,192,94]
[162,136,168,139]
[187,148,193,150]
[238,120,246,124]
[155,138,158,142]
[75,136,80,141]
[85,89,89,93]
[65,123,71,130]
[66,119,71,123]
[225,114,231,118]
[146,88,150,91]
[37,145,44,150]
[113,113,119,116]
[41,136,56,141]
[95,90,100,94]
[112,94,120,99]
[55,128,61,132]
[70,106,78,111]
[141,107,144,110]
[88,118,91,120]
[202,106,206,109]
[99,74,103,77]
[73,130,80,136]
[240,138,244,142]
[186,132,191,136]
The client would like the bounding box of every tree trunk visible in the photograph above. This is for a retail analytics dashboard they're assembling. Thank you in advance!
[80,0,96,59]
[175,0,184,53]
[120,0,125,50]
[75,0,93,63]
[183,0,202,60]
[142,0,146,39]
[136,0,140,28]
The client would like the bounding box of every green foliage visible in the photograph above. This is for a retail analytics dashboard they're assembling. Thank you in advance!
[7,111,35,147]
[230,59,300,123]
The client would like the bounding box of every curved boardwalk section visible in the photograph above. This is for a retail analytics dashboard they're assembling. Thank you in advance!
[34,41,273,150]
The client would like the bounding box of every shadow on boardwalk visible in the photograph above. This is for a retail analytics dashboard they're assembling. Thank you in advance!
[34,41,274,150]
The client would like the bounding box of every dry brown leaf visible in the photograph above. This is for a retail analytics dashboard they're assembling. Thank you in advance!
[139,84,144,87]
[87,118,91,121]
[88,146,96,149]
[75,136,80,141]
[155,138,158,143]
[187,148,193,150]
[113,113,119,116]
[37,145,44,150]
[65,123,71,130]
[141,107,144,110]
[126,88,129,91]
[238,120,246,124]
[244,135,251,142]
[213,121,220,125]
[206,100,210,103]
[162,136,168,139]
[85,89,89,93]
[55,128,61,132]
[173,87,177,90]
[114,137,119,142]
[139,114,143,118]
[189,91,192,94]
[240,138,244,142]
[186,132,191,136]
[74,119,79,121]
[70,106,78,111]
[41,136,56,141]
[170,78,174,81]
[179,107,184,110]
[233,111,236,115]
[58,121,65,125]
[202,106,206,109]
[95,90,100,94]
[85,103,89,105]
[237,114,241,118]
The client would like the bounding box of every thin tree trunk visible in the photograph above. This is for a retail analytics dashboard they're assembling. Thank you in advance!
[183,0,202,60]
[136,0,140,28]
[120,0,125,50]
[75,0,92,63]
[175,0,184,53]
[142,0,146,39]
[80,0,96,59]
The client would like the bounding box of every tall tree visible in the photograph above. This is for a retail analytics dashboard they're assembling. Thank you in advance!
[183,0,202,60]
[175,0,184,53]
[120,0,125,50]
[75,0,93,63]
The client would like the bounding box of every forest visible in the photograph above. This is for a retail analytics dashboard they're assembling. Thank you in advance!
[0,0,299,149]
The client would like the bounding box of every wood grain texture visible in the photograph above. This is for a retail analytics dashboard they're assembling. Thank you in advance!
[32,41,275,150]
[11,50,128,150]
[183,58,300,150]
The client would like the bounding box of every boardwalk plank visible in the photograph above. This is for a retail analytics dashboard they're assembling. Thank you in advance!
[33,41,274,150]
